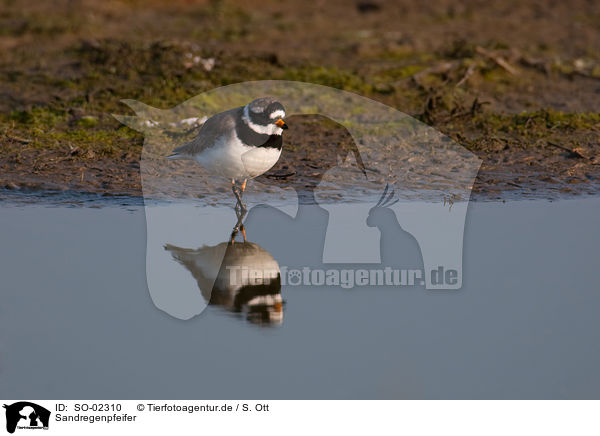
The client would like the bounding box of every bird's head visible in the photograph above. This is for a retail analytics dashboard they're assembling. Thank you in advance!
[243,97,288,135]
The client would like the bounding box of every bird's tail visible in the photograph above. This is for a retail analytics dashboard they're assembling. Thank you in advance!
[164,244,196,261]
[165,142,193,160]
[166,152,186,160]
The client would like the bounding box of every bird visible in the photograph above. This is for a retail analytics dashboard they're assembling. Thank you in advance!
[165,240,284,325]
[167,97,288,214]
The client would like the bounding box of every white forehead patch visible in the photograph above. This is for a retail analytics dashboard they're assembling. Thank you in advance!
[269,110,286,119]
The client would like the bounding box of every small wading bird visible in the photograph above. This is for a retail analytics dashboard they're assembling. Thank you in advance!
[167,97,288,236]
[165,240,283,325]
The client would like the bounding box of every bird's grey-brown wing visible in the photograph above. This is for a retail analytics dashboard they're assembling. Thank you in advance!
[167,107,240,158]
[164,242,229,302]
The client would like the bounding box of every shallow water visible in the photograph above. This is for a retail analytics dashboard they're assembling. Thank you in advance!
[1,197,599,399]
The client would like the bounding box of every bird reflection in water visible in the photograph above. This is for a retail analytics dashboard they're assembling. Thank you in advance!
[165,237,283,326]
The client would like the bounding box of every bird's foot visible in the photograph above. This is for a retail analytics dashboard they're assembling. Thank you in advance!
[230,224,246,244]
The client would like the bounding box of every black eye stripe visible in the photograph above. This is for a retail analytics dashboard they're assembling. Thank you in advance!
[249,111,284,125]
[248,111,269,126]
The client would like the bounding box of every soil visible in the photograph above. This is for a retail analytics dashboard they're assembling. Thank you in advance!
[1,0,599,202]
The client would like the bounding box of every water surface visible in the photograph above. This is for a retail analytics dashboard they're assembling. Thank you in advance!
[1,198,599,398]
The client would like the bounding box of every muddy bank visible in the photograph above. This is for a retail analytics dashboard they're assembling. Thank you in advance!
[1,0,599,202]
[1,115,599,203]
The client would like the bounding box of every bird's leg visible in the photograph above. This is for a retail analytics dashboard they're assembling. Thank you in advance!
[233,188,245,214]
[231,179,244,214]
[231,204,247,240]
[231,179,248,239]
[235,204,247,227]
[238,182,247,242]
[236,179,248,214]
[240,224,247,242]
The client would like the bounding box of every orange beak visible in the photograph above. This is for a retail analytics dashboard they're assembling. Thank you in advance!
[275,119,288,129]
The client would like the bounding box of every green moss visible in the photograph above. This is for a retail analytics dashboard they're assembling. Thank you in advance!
[375,65,426,81]
[281,66,373,93]
[481,68,511,83]
[38,128,138,156]
[1,103,143,156]
[77,116,98,127]
[8,107,67,127]
[474,110,600,136]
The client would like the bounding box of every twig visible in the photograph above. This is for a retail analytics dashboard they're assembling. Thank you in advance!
[455,63,476,87]
[476,46,519,75]
[469,97,489,116]
[5,133,32,144]
[547,141,587,159]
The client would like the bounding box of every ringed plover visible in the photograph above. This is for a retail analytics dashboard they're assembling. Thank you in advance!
[167,97,288,213]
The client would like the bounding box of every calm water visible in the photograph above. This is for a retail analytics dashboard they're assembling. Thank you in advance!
[1,197,599,399]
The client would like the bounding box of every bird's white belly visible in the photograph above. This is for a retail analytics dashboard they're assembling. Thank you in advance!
[195,136,281,180]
